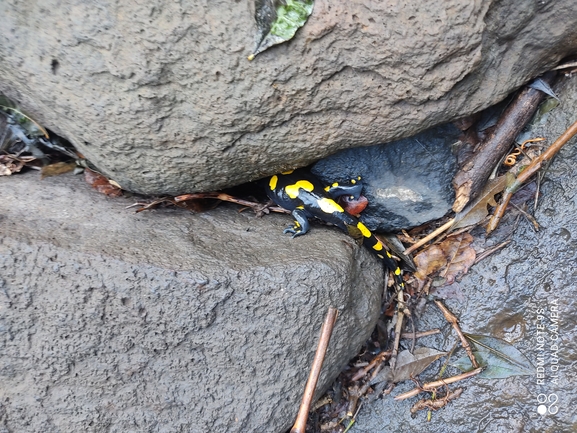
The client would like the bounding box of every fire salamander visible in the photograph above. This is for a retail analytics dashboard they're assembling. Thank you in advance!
[267,169,403,288]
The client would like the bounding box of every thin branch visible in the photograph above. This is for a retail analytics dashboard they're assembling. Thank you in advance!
[552,61,577,70]
[410,388,464,414]
[401,329,441,339]
[351,351,390,381]
[434,300,478,369]
[404,219,455,256]
[487,116,577,233]
[389,289,406,370]
[175,192,290,214]
[291,307,339,433]
[394,368,484,401]
[474,240,511,264]
[452,73,555,213]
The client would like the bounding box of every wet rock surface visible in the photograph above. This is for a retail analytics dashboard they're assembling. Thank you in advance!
[1,1,577,194]
[0,173,384,433]
[311,123,458,232]
[350,76,577,432]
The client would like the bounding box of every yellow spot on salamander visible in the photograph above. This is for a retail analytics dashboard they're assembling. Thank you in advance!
[281,169,294,175]
[332,182,339,187]
[351,179,356,184]
[372,242,383,251]
[324,185,330,192]
[269,175,278,190]
[285,180,314,199]
[386,251,392,258]
[395,267,401,275]
[317,198,344,214]
[356,222,372,238]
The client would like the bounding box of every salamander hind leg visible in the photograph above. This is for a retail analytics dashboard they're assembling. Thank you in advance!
[283,208,311,238]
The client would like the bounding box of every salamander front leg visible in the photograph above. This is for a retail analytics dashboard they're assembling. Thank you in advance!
[283,208,310,238]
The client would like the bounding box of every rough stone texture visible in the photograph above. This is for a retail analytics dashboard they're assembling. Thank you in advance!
[1,1,577,195]
[350,76,577,432]
[0,172,383,433]
[311,123,458,231]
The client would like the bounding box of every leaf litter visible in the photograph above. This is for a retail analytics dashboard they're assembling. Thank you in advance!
[1,95,127,197]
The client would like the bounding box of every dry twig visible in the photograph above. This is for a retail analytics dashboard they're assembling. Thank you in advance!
[434,300,478,369]
[291,307,338,433]
[394,368,484,401]
[474,240,512,264]
[487,116,577,233]
[389,289,406,370]
[401,329,441,339]
[404,219,455,256]
[452,73,556,212]
[175,192,289,214]
[351,351,390,381]
[410,388,464,414]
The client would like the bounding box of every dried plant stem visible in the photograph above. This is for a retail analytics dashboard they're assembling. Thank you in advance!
[175,192,290,214]
[351,351,390,381]
[474,240,512,264]
[0,105,50,138]
[394,368,484,401]
[290,307,338,433]
[401,329,441,339]
[487,116,577,233]
[434,300,478,369]
[452,74,555,212]
[410,388,464,413]
[404,219,454,256]
[389,289,406,370]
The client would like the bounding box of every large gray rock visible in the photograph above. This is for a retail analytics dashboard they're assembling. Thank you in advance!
[1,1,576,194]
[0,172,383,433]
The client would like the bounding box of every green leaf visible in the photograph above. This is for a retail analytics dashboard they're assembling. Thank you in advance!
[452,334,533,379]
[249,0,314,60]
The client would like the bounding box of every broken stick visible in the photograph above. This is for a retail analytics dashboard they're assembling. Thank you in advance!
[452,73,556,213]
[487,115,577,233]
[290,307,338,433]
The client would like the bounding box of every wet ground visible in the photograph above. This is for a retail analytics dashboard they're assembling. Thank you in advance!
[351,75,577,433]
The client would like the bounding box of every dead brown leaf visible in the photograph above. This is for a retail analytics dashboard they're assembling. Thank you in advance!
[452,173,513,230]
[414,233,476,287]
[41,161,76,179]
[84,168,122,197]
[0,155,25,176]
[391,347,447,383]
[438,233,476,285]
[413,245,446,281]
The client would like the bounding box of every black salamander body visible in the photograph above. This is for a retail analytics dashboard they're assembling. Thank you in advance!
[266,170,403,288]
